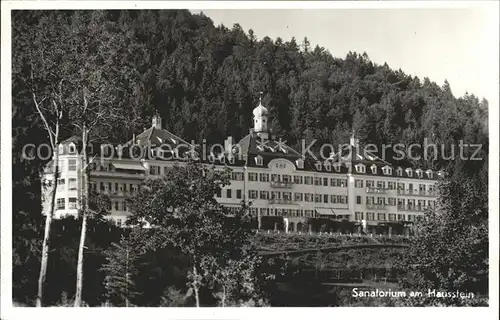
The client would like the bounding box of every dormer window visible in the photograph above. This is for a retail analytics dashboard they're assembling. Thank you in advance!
[324,162,331,172]
[255,155,263,166]
[58,144,64,154]
[208,153,215,163]
[228,156,235,165]
[437,170,445,178]
[426,169,433,179]
[315,161,322,171]
[396,167,403,176]
[371,164,377,174]
[416,169,423,178]
[382,166,392,175]
[355,163,366,173]
[333,162,341,172]
[296,158,304,169]
[68,143,76,154]
[406,168,413,177]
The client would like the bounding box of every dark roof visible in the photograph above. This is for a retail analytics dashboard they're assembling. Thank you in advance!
[233,132,302,159]
[123,126,193,149]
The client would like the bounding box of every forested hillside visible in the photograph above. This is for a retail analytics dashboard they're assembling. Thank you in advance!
[11,10,489,305]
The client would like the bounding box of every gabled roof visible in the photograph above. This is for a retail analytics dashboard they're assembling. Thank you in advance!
[123,126,192,149]
[233,132,302,159]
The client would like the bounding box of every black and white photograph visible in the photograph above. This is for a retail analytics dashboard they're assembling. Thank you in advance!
[1,1,499,319]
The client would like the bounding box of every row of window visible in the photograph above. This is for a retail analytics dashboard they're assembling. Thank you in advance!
[354,212,420,222]
[234,172,348,187]
[55,159,77,172]
[355,196,436,207]
[354,163,436,179]
[53,178,78,190]
[56,198,77,210]
[91,181,140,193]
[226,207,317,218]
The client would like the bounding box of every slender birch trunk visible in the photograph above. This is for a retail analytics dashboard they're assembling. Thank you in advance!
[74,124,89,307]
[192,263,200,307]
[36,151,59,307]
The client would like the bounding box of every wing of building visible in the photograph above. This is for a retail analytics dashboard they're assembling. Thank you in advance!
[41,96,442,235]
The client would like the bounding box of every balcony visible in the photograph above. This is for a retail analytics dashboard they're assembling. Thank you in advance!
[397,205,428,212]
[366,203,388,210]
[91,170,145,180]
[365,187,388,194]
[270,181,294,189]
[269,198,295,205]
[397,189,437,197]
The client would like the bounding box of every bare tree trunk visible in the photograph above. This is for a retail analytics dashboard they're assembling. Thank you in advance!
[74,125,89,307]
[221,285,226,307]
[36,154,59,307]
[192,263,200,307]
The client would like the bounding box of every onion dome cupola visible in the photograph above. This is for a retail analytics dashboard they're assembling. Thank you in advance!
[253,92,269,139]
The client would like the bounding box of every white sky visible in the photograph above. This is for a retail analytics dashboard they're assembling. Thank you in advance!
[192,7,498,107]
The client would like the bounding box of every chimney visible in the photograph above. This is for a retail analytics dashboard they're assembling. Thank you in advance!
[225,136,233,152]
[152,114,162,130]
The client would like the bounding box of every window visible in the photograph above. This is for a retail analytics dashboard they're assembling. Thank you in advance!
[149,165,160,175]
[115,183,119,192]
[324,162,331,171]
[282,175,292,183]
[356,196,362,204]
[398,214,405,221]
[355,179,363,188]
[355,212,364,220]
[377,181,385,189]
[68,159,77,171]
[416,169,423,178]
[231,172,244,181]
[255,156,263,166]
[56,198,65,210]
[333,163,341,172]
[371,164,377,174]
[226,189,232,198]
[388,213,397,221]
[314,177,322,186]
[382,165,392,175]
[296,158,304,169]
[366,212,375,221]
[236,189,242,199]
[283,192,292,201]
[323,177,328,186]
[305,193,313,202]
[248,190,258,199]
[387,182,396,190]
[323,194,329,203]
[114,201,119,211]
[366,196,374,205]
[216,189,222,198]
[355,164,365,173]
[259,173,269,182]
[248,173,258,181]
[331,178,347,187]
[315,162,322,171]
[388,197,396,206]
[293,175,303,184]
[271,174,279,182]
[294,192,303,201]
[304,176,313,185]
[366,180,374,188]
[259,190,269,200]
[314,194,322,203]
[396,167,403,176]
[377,213,386,221]
[68,197,77,209]
[271,191,280,200]
[68,178,77,190]
[406,168,413,177]
[57,178,65,190]
[426,169,433,179]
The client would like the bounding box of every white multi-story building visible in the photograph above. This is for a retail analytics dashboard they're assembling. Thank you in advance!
[42,97,441,234]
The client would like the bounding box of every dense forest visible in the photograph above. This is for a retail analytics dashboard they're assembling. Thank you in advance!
[11,10,489,306]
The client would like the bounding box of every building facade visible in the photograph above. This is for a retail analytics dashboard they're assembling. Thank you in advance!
[42,98,441,234]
